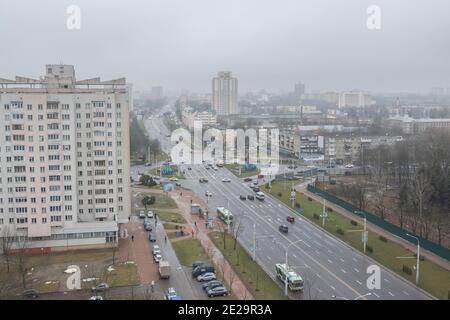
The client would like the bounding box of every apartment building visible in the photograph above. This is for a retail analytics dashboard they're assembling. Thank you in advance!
[212,71,238,116]
[0,64,131,251]
[181,107,217,130]
[388,116,450,134]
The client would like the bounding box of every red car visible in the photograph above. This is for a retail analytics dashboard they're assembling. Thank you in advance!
[244,177,252,182]
[286,215,295,223]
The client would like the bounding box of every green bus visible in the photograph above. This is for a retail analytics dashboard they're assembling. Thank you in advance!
[216,207,233,225]
[275,263,304,291]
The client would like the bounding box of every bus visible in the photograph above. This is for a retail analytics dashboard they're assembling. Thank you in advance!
[275,263,304,291]
[216,207,233,225]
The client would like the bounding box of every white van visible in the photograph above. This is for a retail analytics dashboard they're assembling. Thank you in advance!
[255,192,265,201]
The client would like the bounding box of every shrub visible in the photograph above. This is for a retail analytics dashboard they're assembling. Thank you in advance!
[336,228,345,235]
[379,235,388,243]
[313,213,320,220]
[277,192,283,197]
[308,197,312,201]
[402,265,412,275]
[327,207,333,212]
[366,245,374,253]
[264,183,270,189]
[295,202,301,208]
[350,220,358,226]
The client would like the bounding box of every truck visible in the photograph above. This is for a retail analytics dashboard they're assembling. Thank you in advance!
[275,263,304,291]
[159,260,171,279]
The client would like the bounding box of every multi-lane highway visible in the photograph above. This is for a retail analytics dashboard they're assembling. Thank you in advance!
[178,164,432,300]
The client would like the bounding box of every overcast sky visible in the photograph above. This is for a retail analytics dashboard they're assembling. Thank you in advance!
[1,0,449,94]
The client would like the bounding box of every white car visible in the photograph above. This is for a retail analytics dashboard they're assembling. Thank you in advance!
[345,164,354,168]
[197,272,216,282]
[152,245,161,255]
[89,296,103,300]
[205,191,212,197]
[139,211,146,219]
[221,178,231,183]
[153,253,162,263]
[147,211,154,218]
[169,177,179,182]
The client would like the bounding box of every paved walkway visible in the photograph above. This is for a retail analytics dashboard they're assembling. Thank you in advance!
[118,222,159,285]
[297,185,450,271]
[171,189,255,300]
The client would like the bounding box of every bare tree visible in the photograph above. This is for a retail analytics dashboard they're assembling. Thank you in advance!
[14,236,31,290]
[0,225,15,273]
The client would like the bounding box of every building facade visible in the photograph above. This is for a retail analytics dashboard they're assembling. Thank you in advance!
[0,64,131,251]
[181,107,217,130]
[212,71,238,116]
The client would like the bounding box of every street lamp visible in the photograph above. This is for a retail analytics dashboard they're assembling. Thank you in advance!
[406,233,420,285]
[318,193,327,227]
[354,210,367,254]
[282,239,304,297]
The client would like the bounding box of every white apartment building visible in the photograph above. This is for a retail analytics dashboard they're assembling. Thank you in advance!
[0,64,131,252]
[212,71,238,116]
[181,107,217,130]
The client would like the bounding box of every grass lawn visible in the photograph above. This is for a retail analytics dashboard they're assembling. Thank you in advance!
[135,191,178,210]
[163,222,180,230]
[28,250,112,266]
[224,164,260,178]
[265,180,450,300]
[158,211,186,224]
[172,239,210,267]
[209,232,287,300]
[80,262,140,289]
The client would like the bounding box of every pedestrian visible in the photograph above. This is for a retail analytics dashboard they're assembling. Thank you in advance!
[192,231,194,238]
[131,235,134,242]
[205,222,208,229]
[165,235,167,243]
[194,221,197,228]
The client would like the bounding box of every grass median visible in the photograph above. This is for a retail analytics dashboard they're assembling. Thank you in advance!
[265,180,450,300]
[172,238,210,267]
[224,164,260,178]
[209,232,287,300]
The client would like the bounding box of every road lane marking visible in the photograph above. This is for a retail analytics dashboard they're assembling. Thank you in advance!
[341,269,347,274]
[356,280,362,285]
[339,258,345,263]
[330,285,336,291]
[353,268,359,273]
[388,292,394,297]
[373,292,380,298]
[403,291,409,296]
[383,278,391,283]
[327,259,333,264]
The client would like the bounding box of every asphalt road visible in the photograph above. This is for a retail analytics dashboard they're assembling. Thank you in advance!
[178,164,432,300]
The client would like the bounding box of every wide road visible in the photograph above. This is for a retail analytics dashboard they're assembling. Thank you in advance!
[179,164,432,300]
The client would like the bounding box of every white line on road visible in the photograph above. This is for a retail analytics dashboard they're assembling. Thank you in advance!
[327,259,333,264]
[330,285,336,291]
[403,291,409,296]
[383,278,391,283]
[341,269,347,274]
[373,292,380,298]
[339,258,345,263]
[353,268,359,273]
[356,280,362,285]
[388,292,395,297]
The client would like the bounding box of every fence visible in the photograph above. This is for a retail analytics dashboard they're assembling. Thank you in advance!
[306,184,450,262]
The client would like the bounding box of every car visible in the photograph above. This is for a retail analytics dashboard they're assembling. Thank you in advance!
[207,286,229,297]
[252,187,260,192]
[199,178,208,183]
[153,253,162,263]
[197,272,216,282]
[205,166,210,170]
[152,245,161,255]
[252,181,259,186]
[257,174,264,179]
[239,195,246,200]
[192,261,207,269]
[286,215,295,223]
[212,167,218,171]
[279,225,289,233]
[222,178,231,183]
[144,224,153,232]
[148,233,156,242]
[202,280,223,291]
[91,283,109,292]
[169,177,179,181]
[166,287,179,300]
[139,211,146,219]
[247,195,255,200]
[205,191,212,197]
[145,162,152,167]
[176,182,182,187]
[147,211,154,218]
[244,177,252,182]
[345,164,354,168]
[187,167,192,171]
[22,289,40,298]
[89,296,103,300]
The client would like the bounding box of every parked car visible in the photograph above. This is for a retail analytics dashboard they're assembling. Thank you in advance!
[197,272,216,282]
[207,286,229,297]
[154,253,163,263]
[166,287,180,300]
[247,195,255,200]
[89,296,103,300]
[22,289,40,299]
[279,225,289,233]
[202,280,223,291]
[152,245,161,255]
[192,261,207,269]
[192,265,215,277]
[139,211,146,219]
[222,178,231,183]
[148,233,157,242]
[91,283,109,293]
[147,211,154,218]
[169,177,179,181]
[144,224,153,232]
[286,215,295,223]
[345,164,354,168]
[239,195,246,200]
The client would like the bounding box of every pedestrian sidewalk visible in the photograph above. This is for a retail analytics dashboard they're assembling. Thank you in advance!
[171,189,255,300]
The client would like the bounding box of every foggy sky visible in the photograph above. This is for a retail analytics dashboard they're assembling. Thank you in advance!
[1,0,449,94]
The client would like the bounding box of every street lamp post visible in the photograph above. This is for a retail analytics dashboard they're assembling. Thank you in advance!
[354,210,367,254]
[406,233,420,285]
[284,239,304,297]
